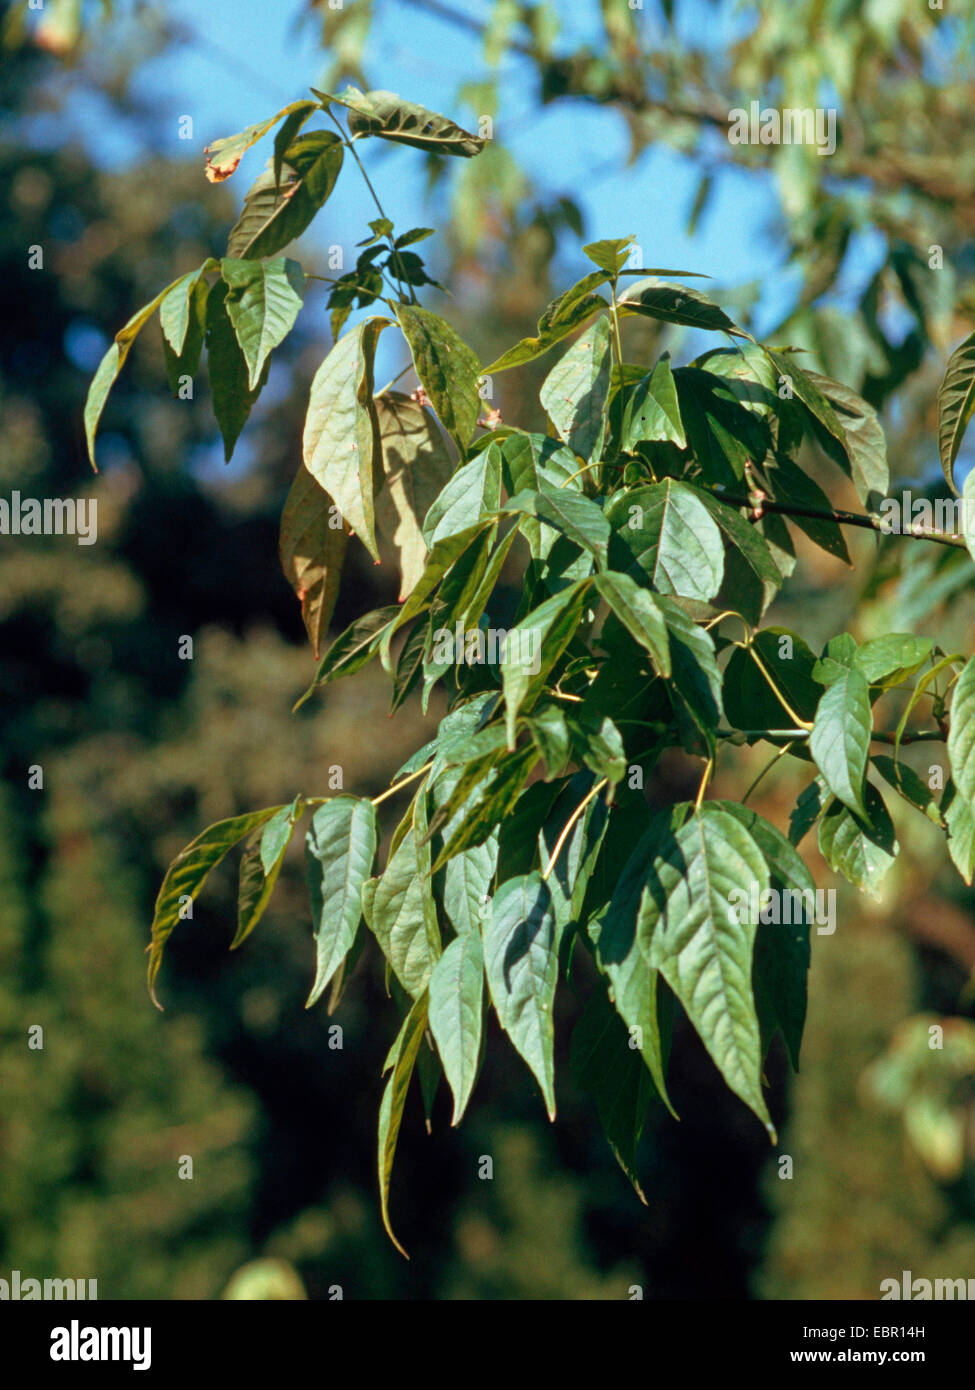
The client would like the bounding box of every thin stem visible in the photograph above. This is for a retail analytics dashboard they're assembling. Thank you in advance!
[542,779,608,880]
[325,108,419,306]
[371,761,433,808]
[741,742,795,805]
[377,362,414,396]
[694,757,714,809]
[743,642,814,730]
[708,488,968,551]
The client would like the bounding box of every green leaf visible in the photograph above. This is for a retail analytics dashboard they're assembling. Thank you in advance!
[374,391,454,599]
[693,488,782,625]
[809,667,872,817]
[711,801,813,1069]
[303,316,391,562]
[483,872,558,1118]
[422,444,502,546]
[538,772,609,933]
[296,605,400,705]
[872,755,942,826]
[503,488,610,566]
[948,654,975,812]
[227,131,344,260]
[205,279,269,462]
[818,786,898,896]
[594,571,671,675]
[938,331,975,494]
[305,796,378,1008]
[571,983,655,1200]
[539,315,612,461]
[806,369,888,506]
[84,278,182,467]
[159,259,219,356]
[589,822,675,1113]
[161,274,211,396]
[279,466,348,660]
[582,237,633,275]
[272,100,319,186]
[764,350,850,462]
[618,278,739,333]
[221,256,305,391]
[621,352,687,450]
[657,597,724,752]
[203,100,319,182]
[606,480,724,603]
[961,466,975,564]
[339,86,486,156]
[762,454,851,564]
[378,990,429,1258]
[367,828,440,998]
[148,807,287,1006]
[642,805,775,1135]
[945,791,975,884]
[233,800,303,951]
[428,928,484,1125]
[854,635,933,689]
[525,706,572,777]
[395,303,483,449]
[484,273,608,373]
[443,837,497,936]
[501,578,592,745]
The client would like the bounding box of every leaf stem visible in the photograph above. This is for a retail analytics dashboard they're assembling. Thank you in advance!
[542,778,607,879]
[372,761,434,808]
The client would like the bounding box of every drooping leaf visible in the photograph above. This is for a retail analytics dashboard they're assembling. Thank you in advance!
[937,331,975,494]
[205,278,269,461]
[539,315,612,461]
[484,273,609,373]
[159,259,219,356]
[395,303,482,449]
[148,807,287,1006]
[806,369,888,506]
[723,627,820,734]
[443,836,497,937]
[428,928,484,1125]
[503,487,610,567]
[84,277,184,467]
[809,666,872,817]
[296,605,400,705]
[818,785,898,896]
[422,444,501,546]
[570,983,655,1199]
[279,466,348,659]
[339,87,486,156]
[618,278,739,333]
[594,571,671,675]
[374,391,454,599]
[366,828,440,998]
[947,654,975,812]
[227,131,344,260]
[606,480,724,603]
[303,316,391,562]
[204,100,319,182]
[378,990,429,1258]
[222,256,305,390]
[621,352,686,450]
[693,488,782,625]
[501,578,592,745]
[483,872,558,1118]
[234,799,304,951]
[641,805,775,1135]
[305,796,378,1008]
